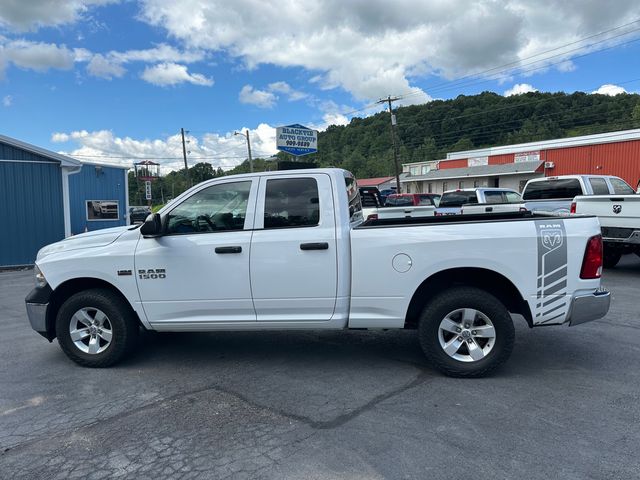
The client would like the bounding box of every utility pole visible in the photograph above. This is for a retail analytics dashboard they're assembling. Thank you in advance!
[180,127,191,187]
[377,96,402,192]
[234,129,253,173]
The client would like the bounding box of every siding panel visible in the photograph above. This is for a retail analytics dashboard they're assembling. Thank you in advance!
[0,162,64,266]
[68,165,127,234]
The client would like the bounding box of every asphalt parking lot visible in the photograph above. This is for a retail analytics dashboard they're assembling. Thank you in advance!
[1,257,639,480]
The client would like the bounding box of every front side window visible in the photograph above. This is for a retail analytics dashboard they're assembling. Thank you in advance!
[504,191,522,203]
[609,177,635,195]
[265,178,320,228]
[166,181,251,234]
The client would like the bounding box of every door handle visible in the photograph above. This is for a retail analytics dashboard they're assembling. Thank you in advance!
[300,242,329,251]
[215,246,242,254]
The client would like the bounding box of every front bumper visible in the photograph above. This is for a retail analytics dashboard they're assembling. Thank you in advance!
[568,290,611,326]
[25,284,53,339]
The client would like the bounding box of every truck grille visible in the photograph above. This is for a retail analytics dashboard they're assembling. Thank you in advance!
[601,227,634,239]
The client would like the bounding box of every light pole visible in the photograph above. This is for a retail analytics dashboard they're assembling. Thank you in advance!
[234,129,253,173]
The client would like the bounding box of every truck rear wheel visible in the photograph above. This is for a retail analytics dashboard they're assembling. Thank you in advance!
[55,289,138,367]
[603,248,622,269]
[418,287,514,377]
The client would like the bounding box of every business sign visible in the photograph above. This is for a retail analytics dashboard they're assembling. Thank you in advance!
[468,156,489,167]
[514,151,540,163]
[145,181,152,200]
[276,124,318,156]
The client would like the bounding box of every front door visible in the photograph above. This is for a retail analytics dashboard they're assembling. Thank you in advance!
[135,178,258,328]
[250,174,338,321]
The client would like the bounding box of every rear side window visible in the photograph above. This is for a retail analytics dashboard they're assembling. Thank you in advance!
[609,178,635,195]
[522,179,582,200]
[483,191,505,204]
[504,191,521,203]
[439,191,478,207]
[589,178,609,195]
[264,178,320,229]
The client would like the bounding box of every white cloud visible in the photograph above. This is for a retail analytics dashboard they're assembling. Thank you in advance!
[322,112,349,127]
[238,85,277,108]
[87,54,126,79]
[140,62,213,87]
[2,95,12,107]
[268,81,307,101]
[504,83,538,96]
[51,132,70,142]
[592,84,627,96]
[140,0,640,101]
[0,40,75,74]
[55,125,278,173]
[0,0,116,31]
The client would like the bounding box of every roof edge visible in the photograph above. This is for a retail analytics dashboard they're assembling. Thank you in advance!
[0,134,82,168]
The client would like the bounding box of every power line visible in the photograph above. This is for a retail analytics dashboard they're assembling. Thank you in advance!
[396,19,640,101]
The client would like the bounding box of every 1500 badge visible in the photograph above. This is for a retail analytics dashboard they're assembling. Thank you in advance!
[138,269,166,279]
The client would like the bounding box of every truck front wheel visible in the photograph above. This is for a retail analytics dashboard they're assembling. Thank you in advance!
[418,287,515,377]
[55,289,138,367]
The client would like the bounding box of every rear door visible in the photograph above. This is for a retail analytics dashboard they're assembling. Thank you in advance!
[250,173,338,321]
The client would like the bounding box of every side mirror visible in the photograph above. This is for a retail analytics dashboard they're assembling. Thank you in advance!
[140,213,163,237]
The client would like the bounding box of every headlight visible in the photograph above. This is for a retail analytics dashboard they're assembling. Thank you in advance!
[34,265,48,288]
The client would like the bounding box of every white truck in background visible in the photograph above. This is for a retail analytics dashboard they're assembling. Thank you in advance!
[26,168,610,378]
[436,188,521,216]
[521,175,636,215]
[572,195,640,268]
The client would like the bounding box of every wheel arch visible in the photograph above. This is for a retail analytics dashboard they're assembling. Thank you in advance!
[404,267,533,330]
[45,278,142,341]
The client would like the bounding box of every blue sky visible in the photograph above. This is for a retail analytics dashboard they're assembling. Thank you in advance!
[1,1,639,172]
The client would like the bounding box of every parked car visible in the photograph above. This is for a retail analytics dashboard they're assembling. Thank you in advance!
[385,193,441,207]
[379,187,397,204]
[436,188,521,215]
[129,206,152,224]
[521,175,635,214]
[26,168,609,377]
[571,194,640,268]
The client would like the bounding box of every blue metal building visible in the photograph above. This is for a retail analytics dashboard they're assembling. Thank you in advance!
[0,134,129,267]
[68,162,129,235]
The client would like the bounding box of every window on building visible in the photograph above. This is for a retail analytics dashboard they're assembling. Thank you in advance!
[428,182,433,193]
[410,166,418,175]
[458,181,465,189]
[421,165,430,175]
[473,180,480,188]
[166,181,251,234]
[264,178,320,229]
[442,182,448,192]
[589,178,610,195]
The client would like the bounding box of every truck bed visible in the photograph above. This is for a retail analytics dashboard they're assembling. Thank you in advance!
[359,210,555,228]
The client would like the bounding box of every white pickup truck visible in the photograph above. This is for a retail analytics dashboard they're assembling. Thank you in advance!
[26,168,610,377]
[572,194,640,268]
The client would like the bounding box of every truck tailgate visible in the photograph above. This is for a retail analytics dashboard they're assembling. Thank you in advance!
[574,195,640,229]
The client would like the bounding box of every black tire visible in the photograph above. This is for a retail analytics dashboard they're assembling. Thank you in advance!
[418,287,515,378]
[56,288,138,367]
[603,248,622,269]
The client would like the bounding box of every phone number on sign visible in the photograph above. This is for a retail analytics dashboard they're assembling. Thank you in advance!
[285,140,312,147]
